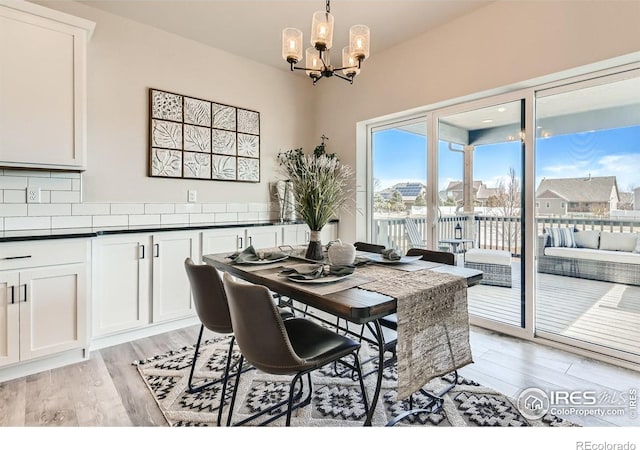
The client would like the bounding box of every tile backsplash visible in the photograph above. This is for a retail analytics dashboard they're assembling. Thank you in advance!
[0,169,277,231]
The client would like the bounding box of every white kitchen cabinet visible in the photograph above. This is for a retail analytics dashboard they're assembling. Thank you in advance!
[92,230,199,338]
[201,225,282,254]
[0,1,94,170]
[151,231,199,323]
[320,222,338,243]
[246,226,281,249]
[0,239,88,368]
[91,234,150,337]
[282,224,309,246]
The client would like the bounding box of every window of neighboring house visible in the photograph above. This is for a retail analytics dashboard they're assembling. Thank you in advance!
[546,201,550,208]
[536,202,540,207]
[561,202,565,208]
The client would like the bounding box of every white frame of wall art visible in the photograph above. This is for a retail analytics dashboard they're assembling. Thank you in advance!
[148,88,260,182]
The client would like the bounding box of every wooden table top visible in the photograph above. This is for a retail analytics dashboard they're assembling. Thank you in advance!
[203,250,482,325]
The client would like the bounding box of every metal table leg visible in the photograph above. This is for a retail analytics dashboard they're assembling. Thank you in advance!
[363,319,384,426]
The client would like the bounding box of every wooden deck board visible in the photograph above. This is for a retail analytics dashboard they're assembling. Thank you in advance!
[467,261,640,356]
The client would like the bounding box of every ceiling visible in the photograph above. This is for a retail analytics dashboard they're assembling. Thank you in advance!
[78,0,492,71]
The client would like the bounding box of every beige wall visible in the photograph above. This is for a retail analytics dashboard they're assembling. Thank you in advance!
[314,0,640,242]
[38,1,317,205]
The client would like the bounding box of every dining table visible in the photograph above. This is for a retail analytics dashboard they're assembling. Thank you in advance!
[203,246,483,426]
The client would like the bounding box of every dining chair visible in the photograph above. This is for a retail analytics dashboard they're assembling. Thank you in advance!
[222,272,370,426]
[184,258,293,426]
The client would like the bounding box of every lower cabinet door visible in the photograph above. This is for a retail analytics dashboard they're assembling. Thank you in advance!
[246,226,281,249]
[92,235,150,337]
[0,271,20,367]
[19,263,87,361]
[151,231,198,323]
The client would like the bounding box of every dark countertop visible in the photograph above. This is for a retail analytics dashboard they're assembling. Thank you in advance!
[0,219,338,243]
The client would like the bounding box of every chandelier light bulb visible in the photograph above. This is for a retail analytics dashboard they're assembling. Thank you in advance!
[349,25,370,61]
[282,28,303,63]
[311,10,334,50]
[342,46,359,78]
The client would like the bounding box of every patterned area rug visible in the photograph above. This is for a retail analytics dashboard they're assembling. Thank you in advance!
[133,335,577,427]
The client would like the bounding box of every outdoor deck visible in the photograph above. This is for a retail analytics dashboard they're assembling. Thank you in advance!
[467,260,640,357]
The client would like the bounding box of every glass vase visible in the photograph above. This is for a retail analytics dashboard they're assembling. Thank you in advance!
[305,229,324,261]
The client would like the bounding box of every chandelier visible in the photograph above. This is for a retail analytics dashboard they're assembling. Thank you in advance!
[281,0,370,85]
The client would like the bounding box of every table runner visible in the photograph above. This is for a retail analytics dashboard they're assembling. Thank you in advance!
[358,269,473,400]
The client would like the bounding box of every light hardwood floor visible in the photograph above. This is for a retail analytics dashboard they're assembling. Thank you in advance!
[0,325,637,427]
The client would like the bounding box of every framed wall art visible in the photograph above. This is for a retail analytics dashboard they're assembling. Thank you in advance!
[149,88,260,182]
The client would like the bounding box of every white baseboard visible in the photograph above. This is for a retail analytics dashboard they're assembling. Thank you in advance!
[0,348,88,383]
[89,316,201,351]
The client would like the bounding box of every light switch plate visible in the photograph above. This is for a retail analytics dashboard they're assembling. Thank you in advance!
[188,190,197,203]
[26,187,41,203]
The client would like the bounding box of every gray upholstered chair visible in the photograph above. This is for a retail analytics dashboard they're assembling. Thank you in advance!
[222,272,369,426]
[184,257,236,427]
[184,258,293,426]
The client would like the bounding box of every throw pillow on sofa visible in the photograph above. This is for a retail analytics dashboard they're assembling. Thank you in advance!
[574,230,600,249]
[544,227,576,248]
[599,232,638,252]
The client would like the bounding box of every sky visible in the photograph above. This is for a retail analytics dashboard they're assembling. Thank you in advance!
[372,125,640,195]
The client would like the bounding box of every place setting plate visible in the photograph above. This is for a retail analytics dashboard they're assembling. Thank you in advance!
[286,273,354,284]
[234,255,289,265]
[364,254,423,264]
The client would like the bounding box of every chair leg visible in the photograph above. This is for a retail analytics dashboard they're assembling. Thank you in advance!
[216,335,235,427]
[285,373,303,426]
[187,324,205,393]
[226,354,245,427]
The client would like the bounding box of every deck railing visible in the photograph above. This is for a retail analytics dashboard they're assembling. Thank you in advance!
[372,214,640,256]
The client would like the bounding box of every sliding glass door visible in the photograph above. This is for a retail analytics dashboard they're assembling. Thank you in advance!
[370,118,427,252]
[534,71,640,361]
[433,97,525,330]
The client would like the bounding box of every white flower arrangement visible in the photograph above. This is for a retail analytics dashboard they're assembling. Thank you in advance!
[277,140,353,233]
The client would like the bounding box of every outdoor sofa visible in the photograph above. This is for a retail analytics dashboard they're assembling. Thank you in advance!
[537,227,640,286]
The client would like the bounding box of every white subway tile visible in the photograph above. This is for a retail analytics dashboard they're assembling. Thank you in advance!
[50,191,81,203]
[259,211,277,221]
[4,216,51,230]
[145,203,175,214]
[51,172,80,179]
[28,204,71,216]
[237,212,260,222]
[202,203,226,213]
[226,203,249,213]
[129,214,161,226]
[28,177,72,191]
[189,213,215,224]
[0,204,27,217]
[160,214,189,225]
[248,202,269,212]
[214,212,238,223]
[111,203,145,215]
[41,190,51,203]
[175,203,202,214]
[3,189,26,203]
[3,169,50,178]
[0,176,28,189]
[72,203,110,216]
[51,215,92,229]
[92,215,129,227]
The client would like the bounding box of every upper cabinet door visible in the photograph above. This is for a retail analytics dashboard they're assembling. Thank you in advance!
[0,3,94,170]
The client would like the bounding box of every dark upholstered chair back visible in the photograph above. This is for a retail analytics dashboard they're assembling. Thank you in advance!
[406,248,455,266]
[184,258,233,335]
[222,273,305,375]
[354,241,385,253]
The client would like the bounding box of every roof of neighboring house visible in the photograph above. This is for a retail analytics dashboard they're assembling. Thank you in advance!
[445,180,483,192]
[535,176,619,203]
[476,185,500,200]
[536,189,568,200]
[377,182,426,201]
